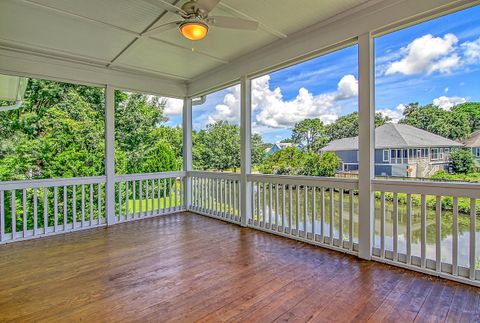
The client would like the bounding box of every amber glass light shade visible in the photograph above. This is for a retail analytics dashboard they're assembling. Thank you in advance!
[180,22,208,41]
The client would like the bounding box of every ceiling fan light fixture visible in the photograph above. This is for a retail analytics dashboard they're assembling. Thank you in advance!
[179,21,209,41]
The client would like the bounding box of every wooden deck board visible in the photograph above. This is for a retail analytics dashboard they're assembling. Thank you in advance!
[0,212,478,322]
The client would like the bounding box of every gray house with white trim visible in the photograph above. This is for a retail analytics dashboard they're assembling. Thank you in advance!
[463,130,480,164]
[321,124,464,177]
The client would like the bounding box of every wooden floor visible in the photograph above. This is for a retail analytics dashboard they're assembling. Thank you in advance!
[0,212,479,323]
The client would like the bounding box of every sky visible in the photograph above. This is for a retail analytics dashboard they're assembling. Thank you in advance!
[162,5,480,143]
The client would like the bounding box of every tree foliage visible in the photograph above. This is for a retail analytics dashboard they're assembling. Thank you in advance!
[326,112,390,140]
[452,102,480,132]
[449,149,474,174]
[399,103,471,140]
[291,118,327,152]
[0,79,183,181]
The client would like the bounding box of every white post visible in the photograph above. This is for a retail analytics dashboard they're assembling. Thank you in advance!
[183,97,193,210]
[358,32,375,260]
[105,85,116,226]
[240,76,252,227]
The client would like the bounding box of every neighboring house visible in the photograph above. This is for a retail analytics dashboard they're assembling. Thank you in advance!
[267,142,302,154]
[321,124,464,177]
[462,129,480,163]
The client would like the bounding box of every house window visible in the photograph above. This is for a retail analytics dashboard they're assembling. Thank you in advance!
[431,148,439,160]
[475,148,480,157]
[444,148,450,154]
[439,148,444,159]
[383,150,389,162]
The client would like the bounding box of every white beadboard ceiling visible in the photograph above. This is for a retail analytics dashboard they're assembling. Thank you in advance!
[0,0,372,82]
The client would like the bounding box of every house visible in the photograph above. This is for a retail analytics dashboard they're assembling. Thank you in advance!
[321,124,464,177]
[463,129,480,163]
[266,142,302,154]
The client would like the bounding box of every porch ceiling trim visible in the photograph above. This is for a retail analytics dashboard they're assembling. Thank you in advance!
[187,0,480,97]
[0,47,187,98]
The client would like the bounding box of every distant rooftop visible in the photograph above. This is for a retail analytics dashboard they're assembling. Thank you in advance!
[463,130,480,147]
[321,124,464,151]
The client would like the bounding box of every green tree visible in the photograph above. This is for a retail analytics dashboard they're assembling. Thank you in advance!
[292,118,327,152]
[259,146,304,175]
[301,152,341,177]
[141,141,178,173]
[326,112,390,140]
[449,149,474,174]
[452,102,480,132]
[193,121,240,171]
[400,103,470,140]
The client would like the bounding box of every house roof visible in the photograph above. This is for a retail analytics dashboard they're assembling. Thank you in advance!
[321,124,464,152]
[463,130,480,147]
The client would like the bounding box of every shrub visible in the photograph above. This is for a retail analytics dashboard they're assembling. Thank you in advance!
[450,149,474,174]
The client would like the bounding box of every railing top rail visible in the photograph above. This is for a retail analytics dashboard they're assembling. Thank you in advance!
[0,176,106,190]
[372,179,480,198]
[115,171,186,182]
[188,171,241,181]
[247,174,358,190]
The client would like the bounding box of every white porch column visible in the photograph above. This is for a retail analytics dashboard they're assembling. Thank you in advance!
[358,32,375,260]
[240,76,252,227]
[105,85,116,226]
[183,97,193,210]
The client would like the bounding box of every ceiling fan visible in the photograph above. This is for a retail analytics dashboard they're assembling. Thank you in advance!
[143,0,259,41]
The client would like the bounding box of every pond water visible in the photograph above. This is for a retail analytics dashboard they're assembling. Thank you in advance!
[251,187,480,268]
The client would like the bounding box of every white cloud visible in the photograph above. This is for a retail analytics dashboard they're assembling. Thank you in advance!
[207,74,358,130]
[385,33,459,75]
[253,74,357,129]
[377,104,406,123]
[461,37,480,63]
[432,95,466,110]
[163,98,183,116]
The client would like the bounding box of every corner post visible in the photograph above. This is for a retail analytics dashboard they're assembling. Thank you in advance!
[183,97,193,210]
[240,76,252,227]
[358,32,375,259]
[105,85,116,226]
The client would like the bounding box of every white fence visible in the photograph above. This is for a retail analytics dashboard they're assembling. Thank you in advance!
[0,176,106,243]
[114,171,186,223]
[247,174,359,254]
[1,171,479,286]
[189,171,241,225]
[372,179,479,286]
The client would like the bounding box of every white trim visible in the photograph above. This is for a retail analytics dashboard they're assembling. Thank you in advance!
[0,48,187,98]
[240,76,252,227]
[358,32,375,260]
[105,86,115,226]
[382,149,390,162]
[183,98,193,209]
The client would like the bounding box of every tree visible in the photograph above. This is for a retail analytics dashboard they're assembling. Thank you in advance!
[452,102,480,132]
[449,149,474,174]
[326,112,390,140]
[193,121,240,171]
[400,103,470,140]
[301,152,342,177]
[251,133,268,166]
[291,118,328,152]
[141,141,177,173]
[259,146,304,175]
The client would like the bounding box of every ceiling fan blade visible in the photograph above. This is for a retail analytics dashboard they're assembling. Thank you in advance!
[208,16,258,30]
[195,0,221,14]
[143,0,186,16]
[144,21,180,36]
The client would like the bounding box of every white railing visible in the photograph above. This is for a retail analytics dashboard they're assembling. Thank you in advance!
[247,174,359,254]
[114,171,186,223]
[189,171,241,224]
[372,179,480,286]
[0,176,106,243]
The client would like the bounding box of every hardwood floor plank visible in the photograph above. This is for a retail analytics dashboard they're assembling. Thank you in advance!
[0,212,477,322]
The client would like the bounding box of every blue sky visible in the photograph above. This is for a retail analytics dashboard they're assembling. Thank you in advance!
[167,5,480,143]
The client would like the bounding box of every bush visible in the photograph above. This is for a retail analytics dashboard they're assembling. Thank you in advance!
[450,149,474,174]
